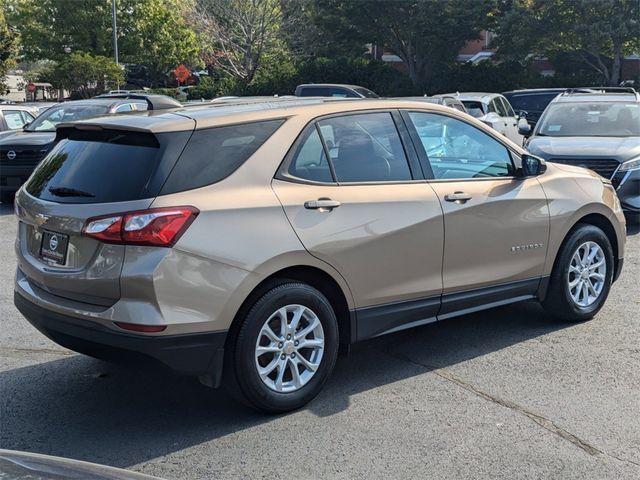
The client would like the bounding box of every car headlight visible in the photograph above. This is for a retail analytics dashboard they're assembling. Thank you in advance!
[618,157,640,172]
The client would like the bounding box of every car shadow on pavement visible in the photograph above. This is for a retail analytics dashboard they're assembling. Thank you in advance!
[0,301,572,469]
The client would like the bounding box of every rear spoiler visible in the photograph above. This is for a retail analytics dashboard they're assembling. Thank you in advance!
[94,93,182,110]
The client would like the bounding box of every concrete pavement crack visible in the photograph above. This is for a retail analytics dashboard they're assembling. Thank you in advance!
[383,350,604,456]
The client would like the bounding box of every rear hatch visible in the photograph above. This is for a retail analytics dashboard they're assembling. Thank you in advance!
[14,124,193,307]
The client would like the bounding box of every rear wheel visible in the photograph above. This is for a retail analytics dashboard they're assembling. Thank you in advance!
[227,282,339,413]
[542,224,614,321]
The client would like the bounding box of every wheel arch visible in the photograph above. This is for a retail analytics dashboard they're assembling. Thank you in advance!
[225,265,355,356]
[542,212,622,301]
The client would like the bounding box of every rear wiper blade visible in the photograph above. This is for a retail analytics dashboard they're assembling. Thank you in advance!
[48,186,95,198]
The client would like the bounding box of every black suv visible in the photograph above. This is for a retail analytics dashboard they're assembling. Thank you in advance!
[525,88,640,219]
[502,88,568,128]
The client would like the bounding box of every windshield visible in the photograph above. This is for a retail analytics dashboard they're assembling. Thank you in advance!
[26,104,110,132]
[461,101,485,118]
[353,87,379,98]
[537,102,640,136]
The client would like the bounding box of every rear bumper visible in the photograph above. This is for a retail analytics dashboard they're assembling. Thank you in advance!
[14,291,227,386]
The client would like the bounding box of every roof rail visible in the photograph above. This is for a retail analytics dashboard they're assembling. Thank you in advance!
[564,87,637,95]
[93,93,182,110]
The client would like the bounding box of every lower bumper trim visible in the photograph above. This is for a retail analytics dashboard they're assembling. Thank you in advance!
[14,291,227,386]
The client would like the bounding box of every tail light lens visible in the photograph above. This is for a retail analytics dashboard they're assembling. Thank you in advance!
[82,207,199,247]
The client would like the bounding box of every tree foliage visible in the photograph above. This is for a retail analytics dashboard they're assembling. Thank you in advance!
[305,0,497,88]
[42,52,124,98]
[0,3,19,92]
[495,0,640,86]
[7,0,199,86]
[188,0,287,85]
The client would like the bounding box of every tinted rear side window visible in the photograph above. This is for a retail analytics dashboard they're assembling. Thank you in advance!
[25,128,191,204]
[161,119,284,194]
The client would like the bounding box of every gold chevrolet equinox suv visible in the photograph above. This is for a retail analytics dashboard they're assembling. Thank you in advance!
[14,98,626,412]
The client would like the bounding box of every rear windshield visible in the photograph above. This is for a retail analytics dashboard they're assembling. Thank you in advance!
[506,93,560,113]
[25,128,190,204]
[26,104,110,132]
[461,101,485,118]
[537,102,640,136]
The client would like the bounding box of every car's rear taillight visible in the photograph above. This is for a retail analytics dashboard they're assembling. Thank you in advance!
[82,207,199,247]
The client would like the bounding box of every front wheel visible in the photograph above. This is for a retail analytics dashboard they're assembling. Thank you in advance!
[227,282,339,413]
[542,224,614,322]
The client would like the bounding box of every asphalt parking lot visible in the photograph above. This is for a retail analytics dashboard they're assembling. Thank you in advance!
[0,202,638,480]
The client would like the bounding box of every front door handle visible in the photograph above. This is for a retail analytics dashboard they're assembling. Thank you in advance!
[444,192,472,203]
[304,198,341,211]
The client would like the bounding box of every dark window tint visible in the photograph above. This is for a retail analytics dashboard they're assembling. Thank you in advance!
[506,93,559,113]
[161,119,284,194]
[317,112,412,182]
[25,129,166,204]
[288,127,333,182]
[462,101,485,118]
[298,87,330,97]
[352,87,379,98]
[408,112,514,179]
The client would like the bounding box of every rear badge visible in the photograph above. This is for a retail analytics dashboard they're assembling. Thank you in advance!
[511,243,544,253]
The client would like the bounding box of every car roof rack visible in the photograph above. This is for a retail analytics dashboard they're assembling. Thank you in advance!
[94,93,182,110]
[564,87,638,95]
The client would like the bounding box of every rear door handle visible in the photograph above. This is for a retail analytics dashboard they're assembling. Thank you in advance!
[444,192,472,203]
[304,199,341,211]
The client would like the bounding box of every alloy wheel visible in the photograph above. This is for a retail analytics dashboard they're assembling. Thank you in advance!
[568,241,606,308]
[254,304,325,393]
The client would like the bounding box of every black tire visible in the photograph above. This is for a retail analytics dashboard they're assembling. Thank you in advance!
[542,224,614,322]
[226,282,339,413]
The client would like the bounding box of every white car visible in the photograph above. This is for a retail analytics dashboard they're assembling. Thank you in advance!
[442,92,528,145]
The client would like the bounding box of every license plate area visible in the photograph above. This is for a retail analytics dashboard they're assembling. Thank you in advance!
[39,230,69,265]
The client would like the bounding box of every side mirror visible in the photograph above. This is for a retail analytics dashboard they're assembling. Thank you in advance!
[520,154,547,177]
[23,122,32,131]
[518,121,532,137]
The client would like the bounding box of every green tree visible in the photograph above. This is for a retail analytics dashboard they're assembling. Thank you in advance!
[7,0,199,86]
[44,52,124,98]
[495,0,640,86]
[0,3,19,92]
[188,0,287,86]
[305,0,497,88]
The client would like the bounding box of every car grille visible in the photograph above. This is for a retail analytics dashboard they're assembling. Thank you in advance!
[547,158,620,179]
[0,146,48,169]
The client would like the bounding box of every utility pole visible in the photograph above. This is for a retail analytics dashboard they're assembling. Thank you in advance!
[112,0,120,90]
[112,0,119,65]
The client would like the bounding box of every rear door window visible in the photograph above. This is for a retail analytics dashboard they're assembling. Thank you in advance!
[160,119,285,194]
[317,112,413,182]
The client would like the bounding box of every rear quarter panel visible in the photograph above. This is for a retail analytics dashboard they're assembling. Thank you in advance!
[149,115,355,332]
